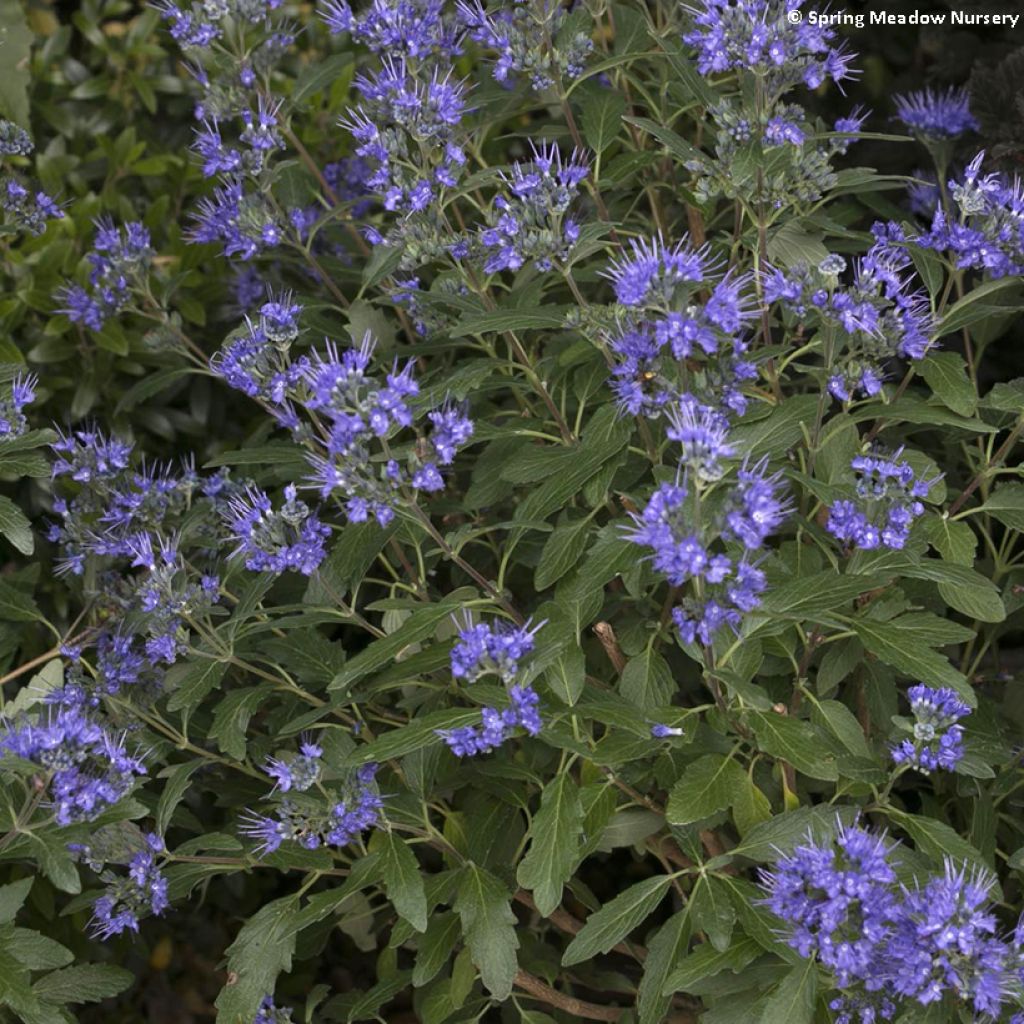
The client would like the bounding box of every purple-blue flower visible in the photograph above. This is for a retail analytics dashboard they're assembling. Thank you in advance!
[894,87,978,140]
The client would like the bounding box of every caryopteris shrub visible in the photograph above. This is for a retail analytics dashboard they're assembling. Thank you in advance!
[1,0,1023,1021]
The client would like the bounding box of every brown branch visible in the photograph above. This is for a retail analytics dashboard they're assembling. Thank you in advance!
[593,622,626,675]
[514,969,624,1021]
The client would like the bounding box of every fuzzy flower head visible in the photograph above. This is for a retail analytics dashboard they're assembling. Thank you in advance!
[456,0,593,91]
[241,765,382,856]
[826,448,939,552]
[891,685,970,774]
[682,0,858,93]
[894,87,978,141]
[437,684,542,757]
[255,997,294,1024]
[321,0,462,57]
[885,861,1013,1016]
[0,707,146,825]
[264,734,324,793]
[478,142,588,274]
[761,820,901,987]
[85,833,168,940]
[604,235,715,307]
[221,484,329,575]
[915,152,1024,280]
[450,617,542,683]
[0,373,37,439]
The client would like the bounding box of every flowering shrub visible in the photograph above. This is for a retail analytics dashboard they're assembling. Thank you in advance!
[0,0,1023,1022]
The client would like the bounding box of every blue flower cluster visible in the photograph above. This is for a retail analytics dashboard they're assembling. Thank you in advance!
[682,1,867,212]
[439,686,543,756]
[321,0,461,57]
[222,484,330,576]
[456,0,593,91]
[894,86,977,141]
[891,685,970,774]
[683,0,856,92]
[83,833,169,940]
[0,372,36,439]
[608,233,789,649]
[57,220,152,332]
[211,290,475,525]
[254,996,294,1024]
[763,822,1024,1020]
[241,763,382,855]
[46,428,224,670]
[478,143,587,274]
[604,236,757,419]
[766,242,933,403]
[450,617,542,682]
[264,734,324,792]
[0,707,147,825]
[343,59,469,233]
[0,119,64,237]
[439,617,544,757]
[826,448,937,552]
[915,152,1024,280]
[627,463,786,646]
[157,0,298,260]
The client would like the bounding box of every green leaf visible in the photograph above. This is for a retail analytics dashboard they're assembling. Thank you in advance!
[33,965,133,1006]
[766,222,829,270]
[0,879,32,924]
[886,809,994,880]
[727,806,856,864]
[292,53,353,103]
[374,830,428,933]
[516,774,585,916]
[730,395,819,458]
[919,352,976,417]
[891,559,1004,623]
[810,699,870,758]
[306,521,397,603]
[0,577,40,622]
[579,87,626,154]
[453,864,519,1000]
[758,960,817,1024]
[543,645,585,706]
[688,876,736,952]
[749,712,838,781]
[758,571,883,621]
[166,659,229,713]
[663,936,760,995]
[535,517,591,590]
[851,617,974,701]
[6,929,73,971]
[620,647,675,710]
[215,896,299,1024]
[330,600,457,691]
[412,912,460,987]
[666,754,746,825]
[514,409,631,524]
[450,306,570,337]
[0,0,32,127]
[939,277,1023,335]
[155,761,201,837]
[349,708,481,763]
[210,687,269,760]
[562,876,671,966]
[977,482,1024,531]
[0,496,32,555]
[638,911,691,1023]
[623,116,702,164]
[922,515,976,566]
